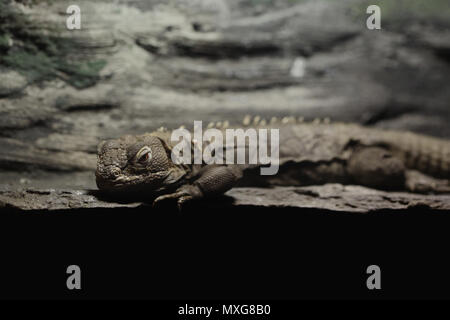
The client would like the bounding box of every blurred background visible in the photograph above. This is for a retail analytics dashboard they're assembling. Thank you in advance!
[1,0,449,191]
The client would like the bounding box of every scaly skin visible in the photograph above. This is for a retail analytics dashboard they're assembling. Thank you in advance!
[96,118,450,208]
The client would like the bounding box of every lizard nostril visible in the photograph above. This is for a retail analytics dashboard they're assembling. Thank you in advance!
[110,167,121,178]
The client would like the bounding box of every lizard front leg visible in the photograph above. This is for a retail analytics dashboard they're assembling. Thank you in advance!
[153,165,243,210]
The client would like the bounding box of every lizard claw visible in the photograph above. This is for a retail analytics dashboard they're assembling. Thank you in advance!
[177,195,193,211]
[153,191,193,211]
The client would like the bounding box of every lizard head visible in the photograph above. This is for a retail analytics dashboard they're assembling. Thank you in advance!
[95,134,186,193]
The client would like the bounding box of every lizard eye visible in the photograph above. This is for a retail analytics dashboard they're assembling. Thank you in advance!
[136,146,152,164]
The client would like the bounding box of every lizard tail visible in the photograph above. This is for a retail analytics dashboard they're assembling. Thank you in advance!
[392,132,450,179]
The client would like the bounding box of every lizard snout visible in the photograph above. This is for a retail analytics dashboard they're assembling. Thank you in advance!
[96,164,123,190]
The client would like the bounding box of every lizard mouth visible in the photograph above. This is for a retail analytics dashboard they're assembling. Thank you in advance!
[154,168,187,192]
[98,168,183,192]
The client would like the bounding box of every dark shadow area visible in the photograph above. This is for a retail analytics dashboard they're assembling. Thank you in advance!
[90,189,236,208]
[1,205,449,300]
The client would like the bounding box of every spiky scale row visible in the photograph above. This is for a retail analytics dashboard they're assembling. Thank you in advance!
[155,116,334,134]
[178,115,335,129]
[206,121,229,129]
[241,114,331,127]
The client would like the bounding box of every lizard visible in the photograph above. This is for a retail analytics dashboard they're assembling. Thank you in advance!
[95,116,450,209]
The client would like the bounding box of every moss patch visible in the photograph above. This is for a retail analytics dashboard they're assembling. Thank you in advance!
[0,0,106,88]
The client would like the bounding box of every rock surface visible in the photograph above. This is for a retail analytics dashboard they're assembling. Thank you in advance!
[1,185,449,213]
[0,70,27,97]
